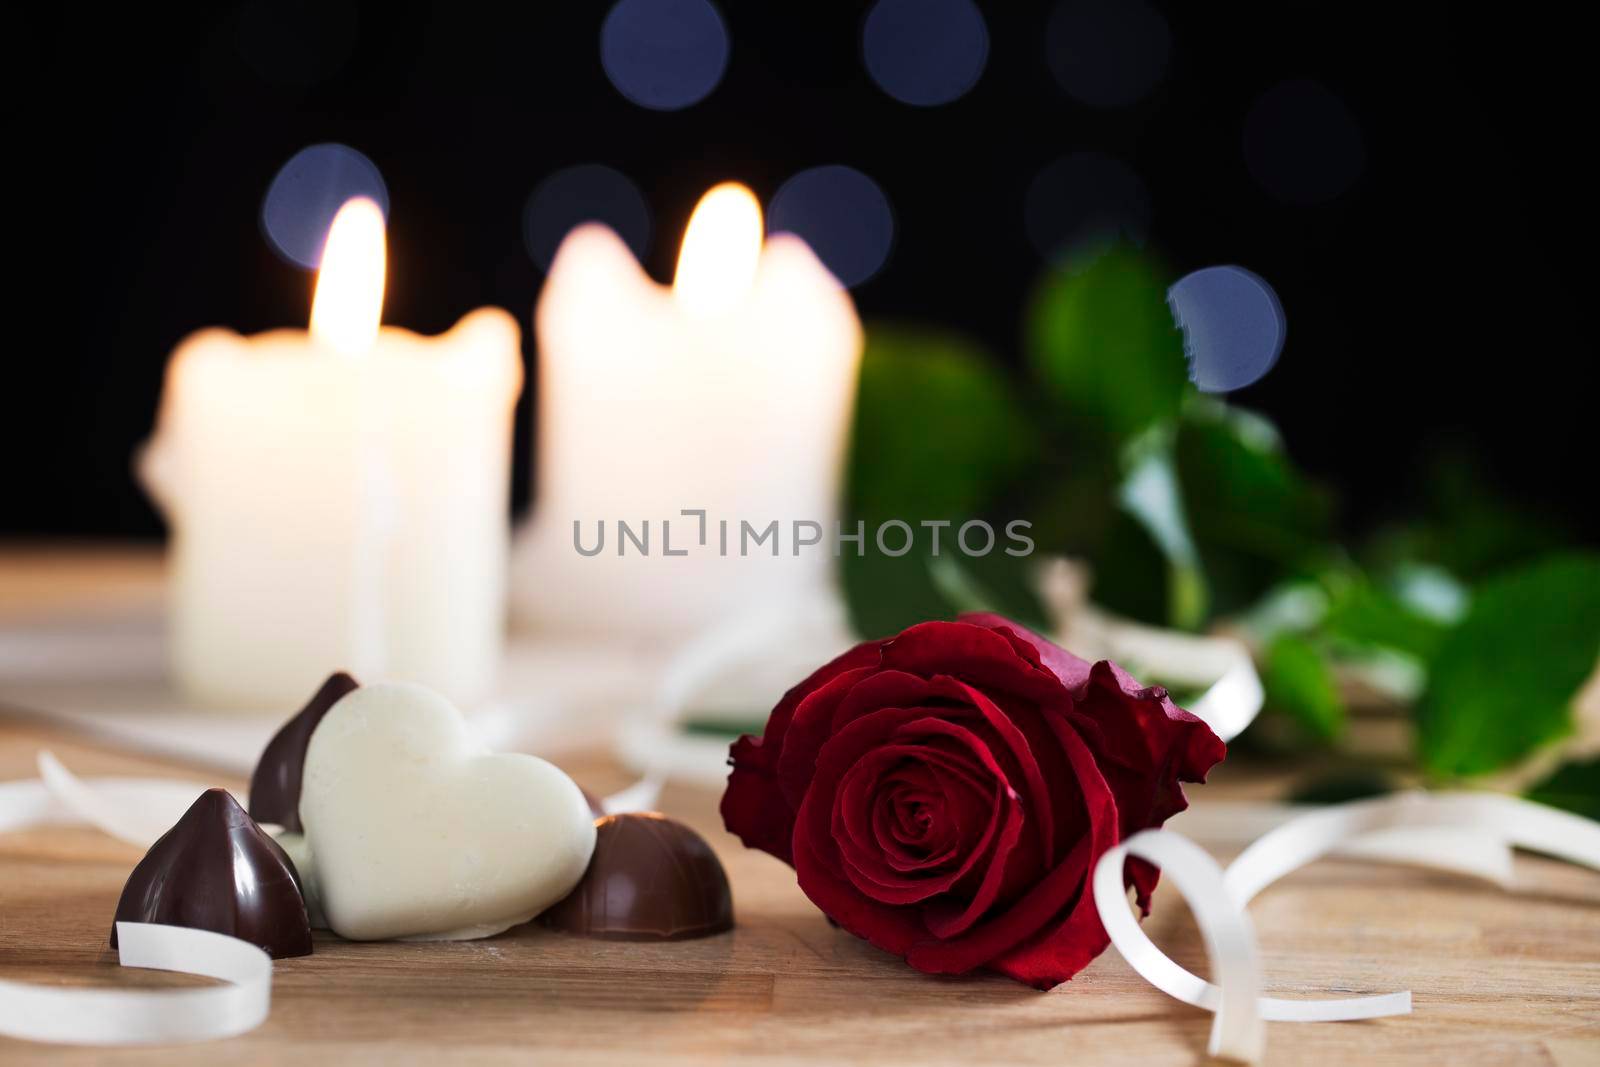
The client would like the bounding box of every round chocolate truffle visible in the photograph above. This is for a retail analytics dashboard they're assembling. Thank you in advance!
[540,813,733,940]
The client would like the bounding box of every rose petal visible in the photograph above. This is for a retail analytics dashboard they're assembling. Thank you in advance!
[879,622,1066,704]
[999,698,1089,862]
[948,679,1057,867]
[829,669,952,727]
[862,744,994,859]
[721,734,794,862]
[902,717,1027,938]
[833,742,998,903]
[960,613,1095,691]
[907,712,1119,976]
[1068,661,1227,907]
[873,779,958,870]
[722,640,886,863]
[829,669,1061,873]
[1082,659,1227,797]
[763,639,889,746]
[776,666,882,811]
[986,854,1112,990]
[837,715,1022,905]
[794,707,957,957]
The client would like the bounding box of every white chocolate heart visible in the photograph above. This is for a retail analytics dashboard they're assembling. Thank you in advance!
[300,682,597,941]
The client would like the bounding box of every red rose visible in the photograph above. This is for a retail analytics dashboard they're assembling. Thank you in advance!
[720,613,1225,989]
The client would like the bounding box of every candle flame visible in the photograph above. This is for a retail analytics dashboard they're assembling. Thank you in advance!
[310,198,386,356]
[673,183,762,317]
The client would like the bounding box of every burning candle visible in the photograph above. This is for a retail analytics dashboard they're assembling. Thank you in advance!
[513,183,864,641]
[142,199,523,709]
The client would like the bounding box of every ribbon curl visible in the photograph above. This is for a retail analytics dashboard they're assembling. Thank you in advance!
[0,758,272,1045]
[1092,792,1600,1063]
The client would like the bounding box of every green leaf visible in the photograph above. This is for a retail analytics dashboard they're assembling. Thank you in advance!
[1322,575,1451,662]
[1417,554,1600,777]
[840,548,955,639]
[929,551,1050,630]
[1366,454,1575,583]
[1175,400,1335,616]
[1086,508,1173,626]
[841,544,1050,641]
[680,715,768,739]
[1524,757,1600,820]
[842,326,1042,638]
[1118,433,1208,628]
[1024,242,1188,443]
[1262,633,1346,742]
[846,324,1037,522]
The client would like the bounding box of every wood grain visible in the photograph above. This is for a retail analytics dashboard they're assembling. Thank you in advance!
[0,717,1596,1066]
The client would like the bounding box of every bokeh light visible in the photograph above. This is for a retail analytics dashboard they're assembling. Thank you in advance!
[1046,0,1171,108]
[1168,265,1286,393]
[768,166,895,289]
[523,164,652,273]
[1024,152,1151,260]
[1244,80,1366,205]
[862,0,989,107]
[260,144,389,270]
[600,0,729,111]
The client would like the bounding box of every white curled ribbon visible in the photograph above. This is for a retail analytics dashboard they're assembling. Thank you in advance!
[1092,792,1600,1064]
[0,755,273,1046]
[0,923,272,1045]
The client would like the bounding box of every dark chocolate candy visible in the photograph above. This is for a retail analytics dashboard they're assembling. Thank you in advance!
[540,813,733,940]
[249,671,358,832]
[111,789,312,959]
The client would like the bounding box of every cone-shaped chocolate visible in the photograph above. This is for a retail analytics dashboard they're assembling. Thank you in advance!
[111,789,312,958]
[540,814,733,940]
[249,671,358,832]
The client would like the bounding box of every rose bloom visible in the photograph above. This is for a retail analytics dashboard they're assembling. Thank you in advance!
[721,614,1226,989]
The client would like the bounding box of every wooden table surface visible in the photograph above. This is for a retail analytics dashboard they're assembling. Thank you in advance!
[1,723,1597,1066]
[1,547,1598,1065]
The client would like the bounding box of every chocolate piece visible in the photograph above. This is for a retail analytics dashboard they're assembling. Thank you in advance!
[540,813,733,940]
[249,671,358,832]
[112,789,312,958]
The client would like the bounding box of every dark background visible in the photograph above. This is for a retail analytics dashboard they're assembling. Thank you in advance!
[13,2,1597,543]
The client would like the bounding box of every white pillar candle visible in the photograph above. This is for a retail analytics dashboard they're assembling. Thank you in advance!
[142,200,523,709]
[513,183,863,641]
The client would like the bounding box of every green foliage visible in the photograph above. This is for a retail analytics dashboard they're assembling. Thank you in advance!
[1525,757,1600,820]
[1025,243,1189,444]
[1416,554,1600,777]
[1175,400,1335,617]
[841,326,1043,637]
[1262,633,1346,742]
[1321,574,1450,662]
[1366,456,1574,583]
[840,550,957,639]
[680,715,768,739]
[1077,510,1169,626]
[844,252,1344,639]
[846,326,1036,523]
[928,552,1050,628]
[1117,436,1208,629]
[839,247,1598,801]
